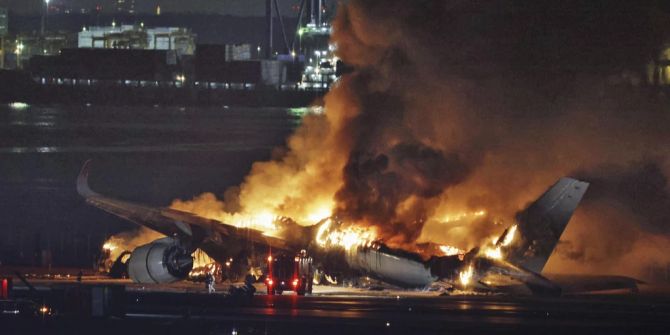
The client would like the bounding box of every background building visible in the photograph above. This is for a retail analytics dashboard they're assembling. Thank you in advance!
[0,7,7,69]
[10,32,74,69]
[78,25,196,56]
[116,0,136,14]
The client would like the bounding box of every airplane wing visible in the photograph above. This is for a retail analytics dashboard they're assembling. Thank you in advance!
[77,160,292,254]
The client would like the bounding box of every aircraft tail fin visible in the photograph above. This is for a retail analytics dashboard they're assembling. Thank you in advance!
[503,177,589,274]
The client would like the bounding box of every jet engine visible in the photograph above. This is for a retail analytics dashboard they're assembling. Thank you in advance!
[127,237,193,284]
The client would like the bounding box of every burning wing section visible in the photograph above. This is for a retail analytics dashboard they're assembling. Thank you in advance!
[77,161,293,283]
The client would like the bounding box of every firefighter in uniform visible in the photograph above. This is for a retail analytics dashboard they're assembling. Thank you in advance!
[205,272,215,294]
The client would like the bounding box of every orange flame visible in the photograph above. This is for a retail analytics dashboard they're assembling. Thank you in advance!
[315,218,377,251]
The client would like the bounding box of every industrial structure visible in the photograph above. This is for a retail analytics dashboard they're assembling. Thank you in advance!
[294,1,338,89]
[0,0,343,106]
[9,32,73,69]
[116,0,136,14]
[78,25,196,56]
[264,0,339,90]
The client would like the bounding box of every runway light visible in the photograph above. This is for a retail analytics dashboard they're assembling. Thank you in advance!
[386,322,390,327]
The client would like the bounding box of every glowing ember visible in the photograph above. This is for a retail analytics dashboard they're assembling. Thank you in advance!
[441,210,487,223]
[484,247,502,260]
[480,224,518,260]
[439,245,464,256]
[316,218,377,251]
[188,263,218,279]
[227,211,278,232]
[459,265,474,287]
[501,225,517,246]
[306,206,333,224]
[189,249,218,279]
[102,241,117,252]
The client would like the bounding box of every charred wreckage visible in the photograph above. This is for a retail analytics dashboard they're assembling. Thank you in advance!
[78,161,638,295]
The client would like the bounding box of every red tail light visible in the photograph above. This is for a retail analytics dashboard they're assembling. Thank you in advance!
[267,278,274,286]
[292,278,299,287]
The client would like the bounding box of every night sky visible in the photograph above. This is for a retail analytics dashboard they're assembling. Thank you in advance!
[0,0,306,16]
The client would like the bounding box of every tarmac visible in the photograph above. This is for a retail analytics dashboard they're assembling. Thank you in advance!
[3,276,670,334]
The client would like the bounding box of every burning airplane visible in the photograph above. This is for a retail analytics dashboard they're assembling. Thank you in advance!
[78,161,638,295]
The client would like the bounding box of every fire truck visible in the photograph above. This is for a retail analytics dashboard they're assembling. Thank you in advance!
[265,250,313,296]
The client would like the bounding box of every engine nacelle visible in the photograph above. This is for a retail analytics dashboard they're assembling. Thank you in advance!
[127,237,193,284]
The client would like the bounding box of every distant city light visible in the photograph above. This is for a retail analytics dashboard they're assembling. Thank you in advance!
[9,102,30,110]
[14,42,24,55]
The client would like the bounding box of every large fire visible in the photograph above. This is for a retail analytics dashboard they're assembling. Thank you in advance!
[459,265,474,287]
[315,218,377,251]
[103,0,670,283]
[171,195,336,236]
[480,225,517,261]
[189,248,218,278]
[441,210,487,223]
[439,245,464,257]
[99,229,218,280]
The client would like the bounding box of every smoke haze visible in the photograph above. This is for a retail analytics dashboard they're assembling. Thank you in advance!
[173,0,670,280]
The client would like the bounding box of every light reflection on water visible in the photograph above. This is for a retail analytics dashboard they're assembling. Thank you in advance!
[0,104,307,154]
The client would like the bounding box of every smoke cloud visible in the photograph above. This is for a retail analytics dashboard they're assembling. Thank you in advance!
[172,0,670,280]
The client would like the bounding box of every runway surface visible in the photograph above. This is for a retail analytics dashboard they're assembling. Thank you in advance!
[4,279,670,334]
